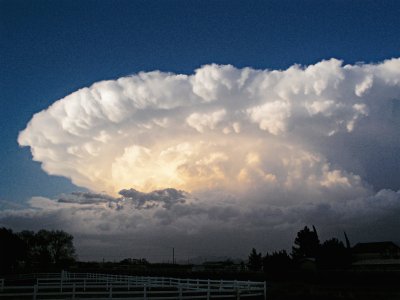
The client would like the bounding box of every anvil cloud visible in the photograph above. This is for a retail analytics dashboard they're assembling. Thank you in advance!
[9,58,400,260]
[18,59,400,194]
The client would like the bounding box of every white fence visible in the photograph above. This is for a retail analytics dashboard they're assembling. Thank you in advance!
[0,271,266,299]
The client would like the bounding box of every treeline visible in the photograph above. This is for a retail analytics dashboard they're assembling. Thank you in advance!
[0,228,76,274]
[1,225,352,276]
[248,226,352,274]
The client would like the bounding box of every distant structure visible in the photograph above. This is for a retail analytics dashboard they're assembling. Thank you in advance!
[352,241,400,267]
[191,260,245,272]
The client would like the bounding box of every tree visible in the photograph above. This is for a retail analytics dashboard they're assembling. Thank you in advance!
[0,228,27,274]
[18,230,36,267]
[18,229,76,269]
[1,228,76,272]
[248,248,263,271]
[34,230,76,267]
[343,231,351,249]
[317,238,352,269]
[263,250,292,274]
[291,226,320,259]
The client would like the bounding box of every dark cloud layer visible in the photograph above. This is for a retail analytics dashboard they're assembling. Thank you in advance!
[119,188,189,209]
[1,188,399,261]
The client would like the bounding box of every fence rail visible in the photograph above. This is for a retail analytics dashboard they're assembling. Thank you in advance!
[0,271,266,300]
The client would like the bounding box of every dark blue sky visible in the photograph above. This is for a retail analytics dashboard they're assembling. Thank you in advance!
[1,0,400,203]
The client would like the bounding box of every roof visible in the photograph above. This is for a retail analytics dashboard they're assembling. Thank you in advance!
[352,241,400,253]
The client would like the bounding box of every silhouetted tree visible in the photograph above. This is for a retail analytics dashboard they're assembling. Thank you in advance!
[34,230,76,267]
[263,250,292,273]
[18,230,36,268]
[344,231,351,249]
[248,248,263,271]
[291,226,320,259]
[317,238,352,269]
[0,228,27,274]
[1,228,76,272]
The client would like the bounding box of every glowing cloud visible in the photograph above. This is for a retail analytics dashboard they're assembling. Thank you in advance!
[6,58,400,260]
[18,59,400,198]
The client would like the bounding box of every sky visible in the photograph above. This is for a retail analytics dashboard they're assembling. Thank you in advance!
[1,0,400,262]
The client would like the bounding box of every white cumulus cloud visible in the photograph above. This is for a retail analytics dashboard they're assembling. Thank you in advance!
[10,58,400,260]
[18,58,400,196]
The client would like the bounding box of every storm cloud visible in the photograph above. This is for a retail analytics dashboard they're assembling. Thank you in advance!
[7,58,400,260]
[18,58,400,194]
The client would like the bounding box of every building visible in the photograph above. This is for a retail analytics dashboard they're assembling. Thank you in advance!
[352,241,400,268]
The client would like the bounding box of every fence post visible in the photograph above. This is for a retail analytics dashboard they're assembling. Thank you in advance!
[0,279,4,292]
[207,279,210,291]
[60,270,64,292]
[109,283,113,298]
[236,289,241,300]
[144,285,147,300]
[263,281,267,300]
[72,283,76,299]
[32,284,37,300]
[207,289,210,300]
[84,278,86,291]
[179,286,183,300]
